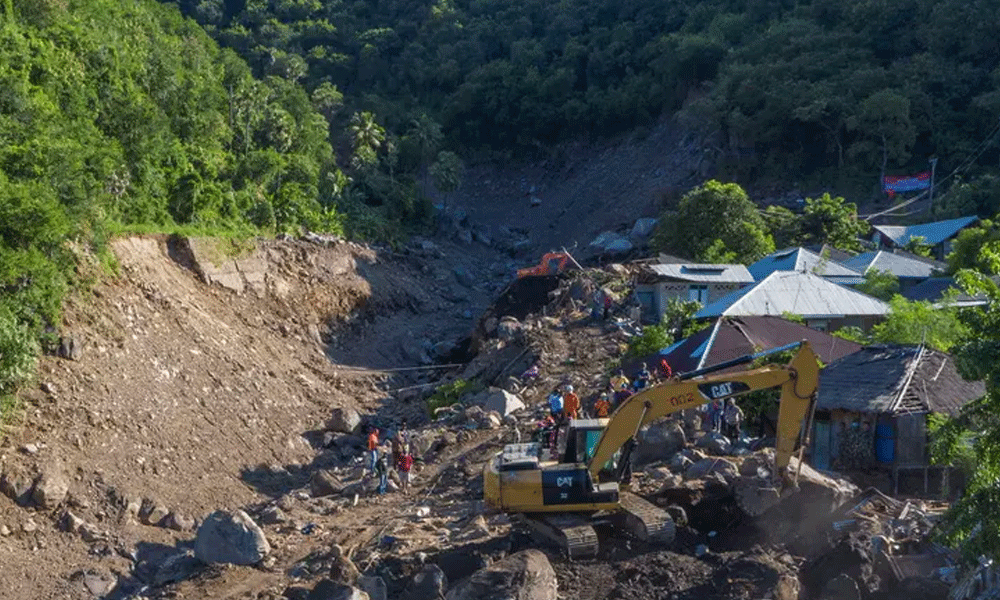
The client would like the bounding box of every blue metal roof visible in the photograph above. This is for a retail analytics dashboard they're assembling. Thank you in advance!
[841,251,946,279]
[749,247,863,281]
[873,215,978,246]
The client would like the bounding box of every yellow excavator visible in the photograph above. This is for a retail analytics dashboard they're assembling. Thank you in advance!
[483,341,820,557]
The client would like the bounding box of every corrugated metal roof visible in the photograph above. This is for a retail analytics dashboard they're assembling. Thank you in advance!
[841,250,946,279]
[818,345,985,414]
[647,262,755,283]
[873,215,978,246]
[901,277,991,306]
[749,247,864,281]
[695,271,889,318]
[622,316,862,376]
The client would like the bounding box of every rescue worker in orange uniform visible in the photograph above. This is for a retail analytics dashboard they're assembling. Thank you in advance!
[593,392,611,418]
[562,384,580,420]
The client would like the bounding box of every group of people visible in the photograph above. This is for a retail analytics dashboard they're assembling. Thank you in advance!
[536,360,676,445]
[706,397,745,440]
[365,420,416,495]
[535,357,747,446]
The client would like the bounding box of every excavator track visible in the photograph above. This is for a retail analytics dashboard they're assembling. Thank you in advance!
[616,492,676,546]
[516,514,599,559]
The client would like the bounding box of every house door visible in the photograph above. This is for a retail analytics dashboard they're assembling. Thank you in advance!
[812,421,831,471]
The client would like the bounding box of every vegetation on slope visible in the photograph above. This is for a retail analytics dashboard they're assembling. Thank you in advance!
[0,0,350,420]
[165,0,1000,198]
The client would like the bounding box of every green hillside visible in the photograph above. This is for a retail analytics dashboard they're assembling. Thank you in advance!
[0,0,346,410]
[165,0,1000,193]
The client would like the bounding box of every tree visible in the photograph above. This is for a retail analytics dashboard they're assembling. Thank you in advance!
[429,150,463,194]
[902,235,932,257]
[762,205,803,249]
[856,269,900,301]
[947,219,1000,274]
[653,180,775,263]
[869,296,968,352]
[931,244,1000,561]
[348,111,385,165]
[311,82,344,121]
[799,193,868,252]
[847,90,916,184]
[626,323,672,358]
[407,114,443,195]
[661,298,704,342]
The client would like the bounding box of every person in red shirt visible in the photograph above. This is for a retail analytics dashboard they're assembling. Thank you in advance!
[367,427,380,476]
[658,358,673,381]
[396,445,415,494]
[562,384,580,420]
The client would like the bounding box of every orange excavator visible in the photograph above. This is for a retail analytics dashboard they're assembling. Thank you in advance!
[516,251,579,279]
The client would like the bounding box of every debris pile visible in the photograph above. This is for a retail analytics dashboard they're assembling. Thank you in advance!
[802,488,957,600]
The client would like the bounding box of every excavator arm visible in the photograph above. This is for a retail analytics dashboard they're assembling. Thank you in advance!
[587,341,820,482]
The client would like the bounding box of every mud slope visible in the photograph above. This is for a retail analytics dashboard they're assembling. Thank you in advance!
[0,234,493,600]
[445,117,709,254]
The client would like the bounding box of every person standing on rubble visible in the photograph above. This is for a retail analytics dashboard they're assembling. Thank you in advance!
[367,427,380,476]
[610,369,630,391]
[723,398,744,440]
[593,393,611,418]
[375,446,389,495]
[547,387,564,420]
[396,444,414,494]
[562,384,580,420]
[708,399,724,433]
[634,363,651,390]
[614,381,633,406]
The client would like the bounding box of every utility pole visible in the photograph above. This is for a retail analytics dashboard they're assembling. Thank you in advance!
[928,157,938,211]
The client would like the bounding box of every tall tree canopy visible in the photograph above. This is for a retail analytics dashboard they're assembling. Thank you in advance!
[653,180,774,263]
[159,0,1000,198]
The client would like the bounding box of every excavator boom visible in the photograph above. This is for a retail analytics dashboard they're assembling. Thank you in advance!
[588,341,820,481]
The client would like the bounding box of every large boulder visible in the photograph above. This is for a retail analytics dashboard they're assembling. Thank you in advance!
[685,458,739,482]
[311,470,344,498]
[1,470,35,506]
[629,218,659,242]
[478,388,525,417]
[635,420,686,465]
[32,466,70,510]
[402,564,448,600]
[194,510,270,565]
[329,545,361,585]
[154,551,202,586]
[308,580,370,600]
[445,549,557,600]
[357,576,387,600]
[695,432,732,456]
[327,408,362,434]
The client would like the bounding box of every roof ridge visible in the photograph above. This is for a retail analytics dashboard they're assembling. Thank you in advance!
[726,272,769,315]
[890,344,926,412]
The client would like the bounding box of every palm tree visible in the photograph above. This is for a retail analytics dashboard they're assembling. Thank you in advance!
[408,113,442,195]
[349,111,385,165]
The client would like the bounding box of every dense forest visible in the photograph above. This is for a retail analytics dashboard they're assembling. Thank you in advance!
[0,0,345,409]
[162,0,1000,198]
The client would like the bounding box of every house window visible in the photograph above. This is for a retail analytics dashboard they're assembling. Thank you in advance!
[808,319,829,332]
[688,285,708,303]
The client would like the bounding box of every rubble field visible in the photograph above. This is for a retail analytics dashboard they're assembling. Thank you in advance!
[0,231,971,600]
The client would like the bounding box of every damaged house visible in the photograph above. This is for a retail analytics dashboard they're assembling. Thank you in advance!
[811,345,985,496]
[634,261,754,323]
